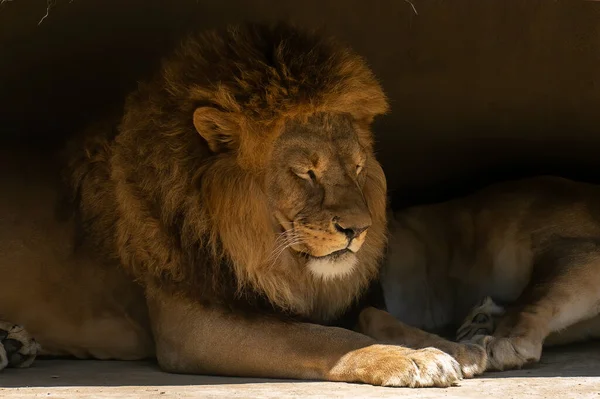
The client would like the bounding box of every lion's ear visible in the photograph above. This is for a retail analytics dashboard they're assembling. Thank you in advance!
[193,107,239,153]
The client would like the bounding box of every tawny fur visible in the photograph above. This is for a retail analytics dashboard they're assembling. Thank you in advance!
[0,23,489,386]
[66,23,388,322]
[378,176,600,371]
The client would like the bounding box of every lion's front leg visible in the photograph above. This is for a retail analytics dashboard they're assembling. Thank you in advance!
[146,290,463,388]
[0,321,40,371]
[357,307,487,378]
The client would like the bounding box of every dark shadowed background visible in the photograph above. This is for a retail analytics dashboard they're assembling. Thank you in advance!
[2,0,599,208]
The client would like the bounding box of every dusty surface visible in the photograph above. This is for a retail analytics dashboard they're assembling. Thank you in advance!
[1,342,599,398]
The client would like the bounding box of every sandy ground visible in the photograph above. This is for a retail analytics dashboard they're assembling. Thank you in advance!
[1,342,599,398]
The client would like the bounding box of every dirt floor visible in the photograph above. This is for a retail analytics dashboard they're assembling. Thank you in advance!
[1,342,599,398]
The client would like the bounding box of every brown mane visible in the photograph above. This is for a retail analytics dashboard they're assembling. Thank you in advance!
[68,22,389,323]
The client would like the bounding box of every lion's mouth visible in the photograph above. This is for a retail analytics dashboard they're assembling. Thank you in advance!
[304,248,352,261]
[274,212,361,260]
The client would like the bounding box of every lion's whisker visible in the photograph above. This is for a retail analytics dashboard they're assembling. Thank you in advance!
[268,235,303,262]
[266,231,305,268]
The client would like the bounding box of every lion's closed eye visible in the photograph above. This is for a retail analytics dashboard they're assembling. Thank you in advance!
[292,168,317,183]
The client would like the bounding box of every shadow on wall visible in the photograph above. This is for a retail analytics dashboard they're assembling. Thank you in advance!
[2,0,600,206]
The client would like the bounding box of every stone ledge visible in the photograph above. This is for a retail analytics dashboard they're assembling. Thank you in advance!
[1,342,599,398]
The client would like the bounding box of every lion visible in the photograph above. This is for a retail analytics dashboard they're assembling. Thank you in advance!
[359,176,600,372]
[0,23,487,387]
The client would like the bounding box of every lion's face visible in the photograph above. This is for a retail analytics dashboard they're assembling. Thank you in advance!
[267,113,375,279]
[115,23,389,317]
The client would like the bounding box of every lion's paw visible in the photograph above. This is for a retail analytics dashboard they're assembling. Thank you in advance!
[330,344,463,388]
[470,335,542,371]
[446,342,488,378]
[0,321,40,371]
[391,347,463,387]
[456,297,505,342]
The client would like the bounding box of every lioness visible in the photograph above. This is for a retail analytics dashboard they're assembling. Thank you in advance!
[0,23,485,387]
[360,176,600,371]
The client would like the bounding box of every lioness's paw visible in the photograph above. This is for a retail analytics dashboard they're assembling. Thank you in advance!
[0,321,40,371]
[329,344,462,388]
[456,297,505,342]
[470,335,542,371]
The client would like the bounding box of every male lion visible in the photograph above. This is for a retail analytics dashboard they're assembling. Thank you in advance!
[360,176,600,372]
[0,23,485,387]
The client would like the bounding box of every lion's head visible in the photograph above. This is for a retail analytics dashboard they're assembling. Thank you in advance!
[106,22,389,322]
[267,112,378,279]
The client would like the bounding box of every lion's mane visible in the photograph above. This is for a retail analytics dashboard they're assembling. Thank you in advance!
[68,23,389,323]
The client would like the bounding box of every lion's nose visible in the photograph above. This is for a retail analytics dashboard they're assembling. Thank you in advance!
[334,220,371,240]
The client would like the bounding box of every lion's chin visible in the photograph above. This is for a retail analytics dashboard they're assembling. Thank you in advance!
[305,251,358,280]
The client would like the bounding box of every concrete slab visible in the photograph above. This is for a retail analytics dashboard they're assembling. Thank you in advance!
[1,342,599,398]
